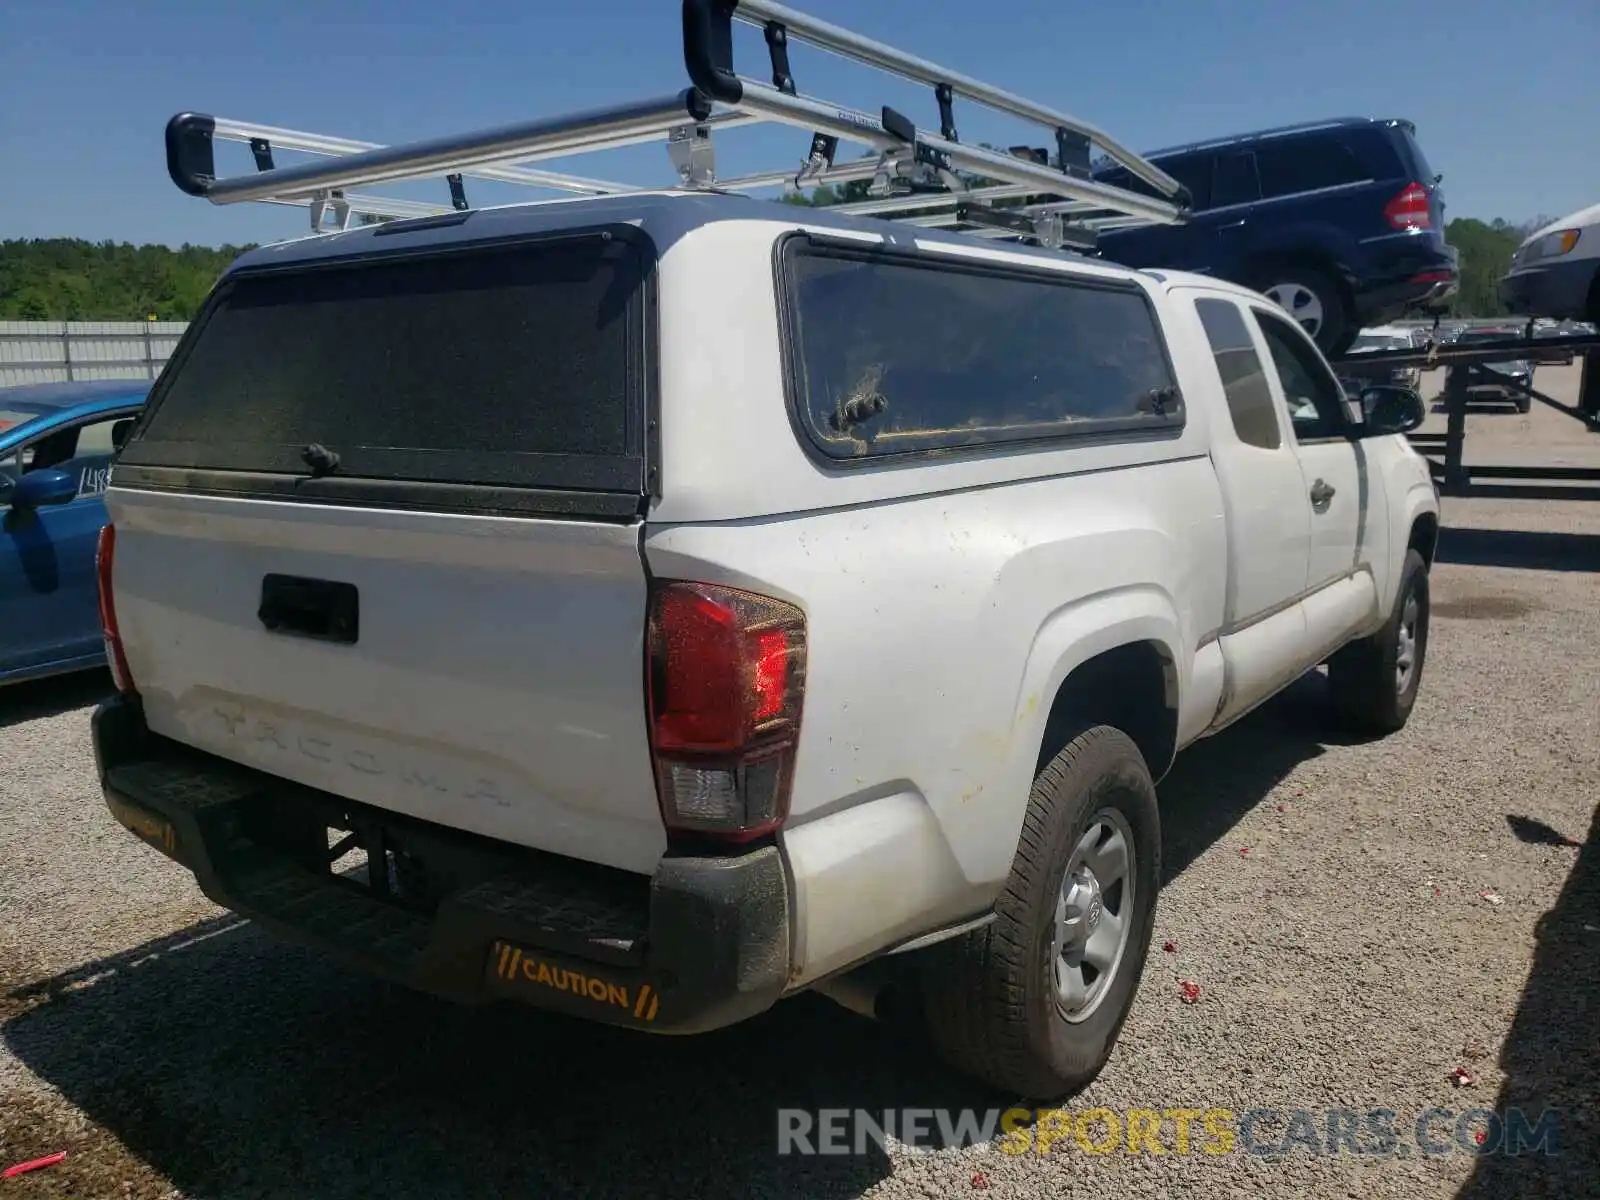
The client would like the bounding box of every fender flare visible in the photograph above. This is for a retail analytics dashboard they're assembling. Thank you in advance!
[1000,584,1186,805]
[1400,483,1441,566]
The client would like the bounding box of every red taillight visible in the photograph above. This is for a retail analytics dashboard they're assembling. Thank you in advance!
[646,580,806,841]
[95,524,136,695]
[1385,182,1432,231]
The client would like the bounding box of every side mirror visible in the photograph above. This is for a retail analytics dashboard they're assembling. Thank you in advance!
[9,467,79,511]
[1360,385,1426,435]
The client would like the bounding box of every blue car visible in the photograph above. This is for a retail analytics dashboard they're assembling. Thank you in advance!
[1,380,150,686]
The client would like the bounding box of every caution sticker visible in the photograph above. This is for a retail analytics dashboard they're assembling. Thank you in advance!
[489,941,659,1022]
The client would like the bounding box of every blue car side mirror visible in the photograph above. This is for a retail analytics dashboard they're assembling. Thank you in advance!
[9,467,79,510]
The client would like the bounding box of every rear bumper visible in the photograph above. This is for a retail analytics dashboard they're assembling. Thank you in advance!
[1353,238,1459,320]
[1354,275,1457,323]
[91,694,791,1034]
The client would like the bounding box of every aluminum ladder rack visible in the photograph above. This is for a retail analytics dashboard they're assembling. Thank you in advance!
[163,0,1191,247]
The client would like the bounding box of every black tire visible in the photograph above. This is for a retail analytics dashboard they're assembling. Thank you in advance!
[1328,548,1430,734]
[1246,261,1352,356]
[917,725,1161,1100]
[1516,392,1532,414]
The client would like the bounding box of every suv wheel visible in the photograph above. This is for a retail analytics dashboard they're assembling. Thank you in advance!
[1328,548,1431,734]
[917,724,1160,1100]
[1251,263,1352,356]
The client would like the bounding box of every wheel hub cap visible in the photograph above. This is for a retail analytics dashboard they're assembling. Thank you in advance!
[1053,810,1136,1024]
[1396,593,1419,693]
[1263,282,1325,339]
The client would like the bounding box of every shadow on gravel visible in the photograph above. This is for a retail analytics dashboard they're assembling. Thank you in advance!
[1455,802,1598,1200]
[0,678,1345,1199]
[0,668,112,731]
[2,924,991,1197]
[1436,527,1600,574]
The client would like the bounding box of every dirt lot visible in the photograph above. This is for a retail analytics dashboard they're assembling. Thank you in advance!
[1,367,1596,1200]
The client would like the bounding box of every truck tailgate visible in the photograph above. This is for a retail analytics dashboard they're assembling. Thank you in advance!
[110,487,665,873]
[100,223,667,874]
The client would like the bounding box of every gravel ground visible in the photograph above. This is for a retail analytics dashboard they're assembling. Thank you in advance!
[1,369,1596,1200]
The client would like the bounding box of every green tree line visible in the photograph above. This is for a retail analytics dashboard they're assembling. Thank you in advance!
[0,239,256,321]
[1439,216,1545,319]
[0,210,1549,321]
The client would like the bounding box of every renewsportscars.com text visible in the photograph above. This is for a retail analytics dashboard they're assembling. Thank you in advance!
[777,1105,1562,1158]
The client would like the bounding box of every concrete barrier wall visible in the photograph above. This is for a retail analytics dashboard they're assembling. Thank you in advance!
[3,317,1587,390]
[0,321,189,387]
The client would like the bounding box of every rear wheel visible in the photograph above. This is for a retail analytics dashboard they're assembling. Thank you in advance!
[917,725,1160,1100]
[1329,548,1430,734]
[1249,262,1353,356]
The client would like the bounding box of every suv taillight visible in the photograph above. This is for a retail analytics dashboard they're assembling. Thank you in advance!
[1385,182,1432,231]
[646,580,806,841]
[96,524,136,695]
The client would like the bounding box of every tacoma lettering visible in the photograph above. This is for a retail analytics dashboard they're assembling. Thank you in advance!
[205,707,511,806]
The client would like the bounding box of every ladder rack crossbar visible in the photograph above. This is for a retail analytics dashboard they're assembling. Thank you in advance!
[722,78,1185,226]
[908,208,1151,234]
[208,118,639,196]
[727,0,1184,202]
[830,183,1046,217]
[828,187,1163,226]
[713,157,883,194]
[172,93,759,205]
[163,0,1190,249]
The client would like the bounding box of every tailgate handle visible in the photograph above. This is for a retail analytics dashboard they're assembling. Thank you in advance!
[258,574,359,644]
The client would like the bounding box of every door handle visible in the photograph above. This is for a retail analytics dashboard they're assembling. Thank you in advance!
[1309,479,1336,511]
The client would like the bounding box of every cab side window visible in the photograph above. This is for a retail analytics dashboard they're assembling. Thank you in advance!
[1251,310,1348,441]
[1195,298,1280,449]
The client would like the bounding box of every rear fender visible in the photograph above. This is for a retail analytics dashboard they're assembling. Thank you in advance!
[980,585,1183,879]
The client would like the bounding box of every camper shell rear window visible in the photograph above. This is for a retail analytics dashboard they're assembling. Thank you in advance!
[120,228,655,513]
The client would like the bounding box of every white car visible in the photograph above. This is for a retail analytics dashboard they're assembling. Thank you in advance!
[92,190,1440,1100]
[1501,201,1600,322]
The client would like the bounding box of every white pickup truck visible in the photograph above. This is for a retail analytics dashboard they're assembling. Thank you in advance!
[92,191,1440,1100]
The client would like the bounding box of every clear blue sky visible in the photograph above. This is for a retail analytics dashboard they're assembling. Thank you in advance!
[4,0,1597,248]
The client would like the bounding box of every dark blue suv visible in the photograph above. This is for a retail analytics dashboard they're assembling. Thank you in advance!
[1091,117,1458,357]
